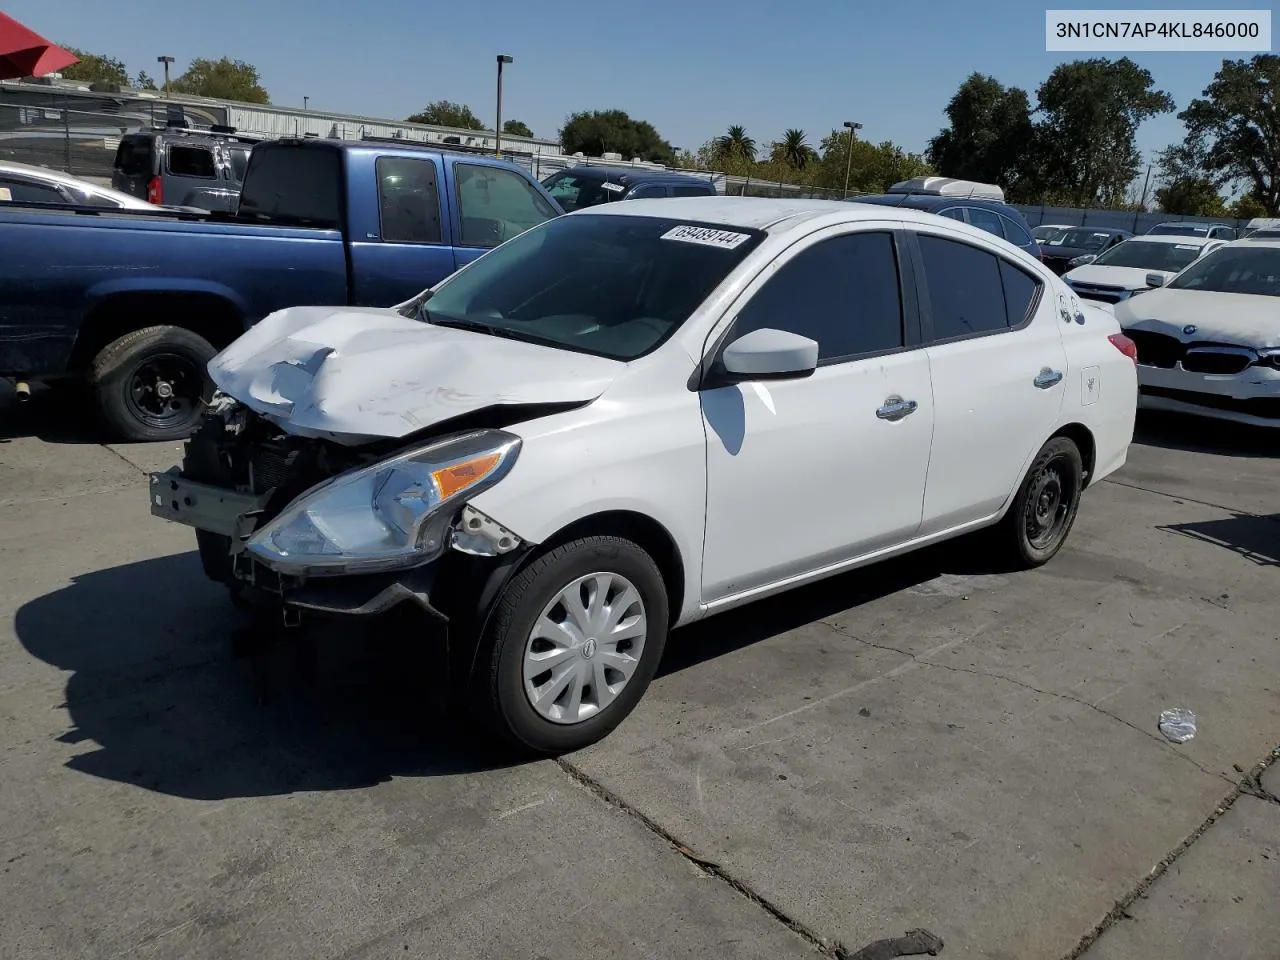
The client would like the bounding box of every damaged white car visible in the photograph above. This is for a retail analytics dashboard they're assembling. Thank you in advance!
[1117,237,1280,428]
[150,198,1138,753]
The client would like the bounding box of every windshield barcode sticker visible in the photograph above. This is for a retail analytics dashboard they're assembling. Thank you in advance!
[661,225,751,249]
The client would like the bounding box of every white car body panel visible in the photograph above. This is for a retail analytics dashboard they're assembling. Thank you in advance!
[212,197,1138,626]
[1064,263,1175,291]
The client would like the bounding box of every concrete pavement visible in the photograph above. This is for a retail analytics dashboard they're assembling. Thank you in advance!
[1,393,1277,959]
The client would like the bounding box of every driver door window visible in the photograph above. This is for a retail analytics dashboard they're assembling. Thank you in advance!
[455,164,558,248]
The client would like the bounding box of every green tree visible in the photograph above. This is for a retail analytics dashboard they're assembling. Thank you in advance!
[771,129,815,169]
[58,47,128,86]
[927,73,1034,194]
[558,110,675,164]
[1154,177,1227,216]
[712,125,757,169]
[171,57,269,103]
[502,119,534,138]
[407,100,484,129]
[1032,57,1173,206]
[1228,192,1268,220]
[134,70,157,90]
[1175,55,1280,215]
[816,131,932,193]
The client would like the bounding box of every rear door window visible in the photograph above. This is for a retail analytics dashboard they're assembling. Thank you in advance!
[0,176,66,204]
[966,206,1006,239]
[1000,215,1034,248]
[919,234,1034,340]
[167,145,216,179]
[627,183,668,199]
[377,156,443,244]
[455,163,559,247]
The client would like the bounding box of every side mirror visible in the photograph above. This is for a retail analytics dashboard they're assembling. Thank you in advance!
[720,328,818,381]
[1144,272,1166,288]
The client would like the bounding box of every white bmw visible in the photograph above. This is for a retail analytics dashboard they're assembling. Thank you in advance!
[1117,236,1280,427]
[150,197,1138,753]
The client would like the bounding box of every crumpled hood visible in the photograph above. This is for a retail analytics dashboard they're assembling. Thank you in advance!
[208,305,624,443]
[1116,289,1280,349]
[1065,263,1172,290]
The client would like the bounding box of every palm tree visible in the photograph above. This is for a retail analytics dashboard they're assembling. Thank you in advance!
[780,128,812,169]
[714,125,756,164]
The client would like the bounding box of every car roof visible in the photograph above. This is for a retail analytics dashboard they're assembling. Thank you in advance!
[551,166,710,187]
[1123,234,1219,247]
[854,193,1017,215]
[570,195,1034,241]
[0,160,155,208]
[1049,225,1131,235]
[1152,220,1230,228]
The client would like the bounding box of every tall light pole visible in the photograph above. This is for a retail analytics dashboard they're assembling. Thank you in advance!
[495,54,513,157]
[842,120,863,199]
[157,55,175,96]
[303,96,310,111]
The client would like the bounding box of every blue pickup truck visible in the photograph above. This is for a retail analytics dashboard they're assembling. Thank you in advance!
[0,139,563,440]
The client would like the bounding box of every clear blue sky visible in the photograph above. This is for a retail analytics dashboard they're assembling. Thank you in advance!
[6,0,1256,169]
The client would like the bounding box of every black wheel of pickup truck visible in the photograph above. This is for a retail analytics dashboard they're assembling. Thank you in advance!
[89,325,216,442]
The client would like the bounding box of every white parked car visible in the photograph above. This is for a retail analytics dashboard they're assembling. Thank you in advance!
[1064,235,1224,304]
[1116,237,1280,428]
[148,198,1139,753]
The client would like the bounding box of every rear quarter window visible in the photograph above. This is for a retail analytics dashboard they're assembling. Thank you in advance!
[167,145,216,178]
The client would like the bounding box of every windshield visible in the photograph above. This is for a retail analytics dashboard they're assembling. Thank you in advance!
[1167,246,1280,297]
[540,172,623,212]
[1032,225,1066,241]
[402,214,764,360]
[1148,223,1209,237]
[1046,228,1114,250]
[1092,239,1202,272]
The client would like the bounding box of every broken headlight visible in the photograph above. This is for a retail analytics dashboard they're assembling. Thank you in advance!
[245,430,521,575]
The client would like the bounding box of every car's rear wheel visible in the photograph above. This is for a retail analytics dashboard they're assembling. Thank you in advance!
[991,436,1084,568]
[89,325,215,442]
[479,536,668,754]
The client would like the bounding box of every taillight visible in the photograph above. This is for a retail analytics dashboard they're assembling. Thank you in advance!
[146,175,163,205]
[1108,333,1138,364]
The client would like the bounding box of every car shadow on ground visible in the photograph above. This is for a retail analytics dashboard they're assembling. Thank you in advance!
[1159,514,1280,567]
[14,541,1002,801]
[1134,410,1280,459]
[0,381,104,443]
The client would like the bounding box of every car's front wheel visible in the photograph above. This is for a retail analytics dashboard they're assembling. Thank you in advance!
[479,535,669,754]
[994,435,1084,568]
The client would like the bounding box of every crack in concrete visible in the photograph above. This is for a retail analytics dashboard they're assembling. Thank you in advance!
[100,444,151,475]
[1060,747,1280,960]
[821,621,1233,786]
[554,757,847,959]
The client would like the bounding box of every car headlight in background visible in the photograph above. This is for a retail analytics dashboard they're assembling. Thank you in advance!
[246,430,521,575]
[1067,255,1097,268]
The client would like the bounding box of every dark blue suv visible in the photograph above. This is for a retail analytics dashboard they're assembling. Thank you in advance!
[541,166,716,211]
[851,191,1039,259]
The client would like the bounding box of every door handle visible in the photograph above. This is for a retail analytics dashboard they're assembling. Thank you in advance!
[876,396,918,421]
[1034,368,1063,389]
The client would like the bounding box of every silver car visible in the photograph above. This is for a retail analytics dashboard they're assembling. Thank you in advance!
[0,160,159,210]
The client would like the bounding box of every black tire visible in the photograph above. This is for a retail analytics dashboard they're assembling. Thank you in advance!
[89,325,216,442]
[479,536,669,755]
[992,436,1084,569]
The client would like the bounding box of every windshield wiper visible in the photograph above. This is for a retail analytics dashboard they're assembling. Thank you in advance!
[427,316,524,340]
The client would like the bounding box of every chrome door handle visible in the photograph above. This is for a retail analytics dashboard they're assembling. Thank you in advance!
[876,396,918,421]
[1034,368,1063,389]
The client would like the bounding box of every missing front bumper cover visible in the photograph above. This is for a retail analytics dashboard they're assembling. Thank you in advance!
[149,470,268,538]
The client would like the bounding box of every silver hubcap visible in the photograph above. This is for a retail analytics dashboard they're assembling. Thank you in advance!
[523,572,647,725]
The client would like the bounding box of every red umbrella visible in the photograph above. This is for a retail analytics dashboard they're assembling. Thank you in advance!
[0,13,80,81]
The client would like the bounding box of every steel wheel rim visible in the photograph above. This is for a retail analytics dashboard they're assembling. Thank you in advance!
[125,352,204,429]
[1024,456,1075,550]
[523,571,647,725]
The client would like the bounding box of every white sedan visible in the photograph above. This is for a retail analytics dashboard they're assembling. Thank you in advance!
[1117,237,1280,427]
[1064,234,1223,304]
[148,197,1138,753]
